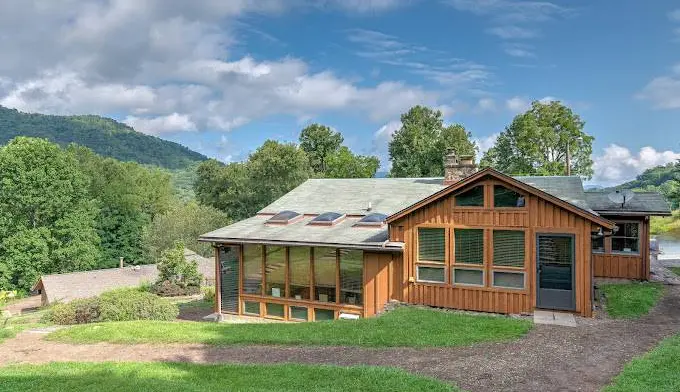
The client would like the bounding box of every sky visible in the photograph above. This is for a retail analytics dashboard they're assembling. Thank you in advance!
[1,0,680,186]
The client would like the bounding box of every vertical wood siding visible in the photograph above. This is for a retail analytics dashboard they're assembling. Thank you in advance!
[592,217,649,280]
[363,252,401,317]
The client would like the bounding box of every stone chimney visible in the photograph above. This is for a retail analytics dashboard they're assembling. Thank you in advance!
[444,151,477,185]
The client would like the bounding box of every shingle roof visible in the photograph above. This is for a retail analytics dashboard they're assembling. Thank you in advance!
[34,249,214,304]
[515,176,596,214]
[584,191,671,215]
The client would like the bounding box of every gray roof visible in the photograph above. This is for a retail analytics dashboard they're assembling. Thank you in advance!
[515,176,596,214]
[34,249,214,304]
[585,191,671,215]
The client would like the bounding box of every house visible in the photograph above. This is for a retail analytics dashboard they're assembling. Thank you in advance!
[199,154,670,321]
[33,249,214,305]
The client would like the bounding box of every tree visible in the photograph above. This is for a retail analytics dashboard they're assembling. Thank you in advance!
[325,146,380,178]
[389,106,476,177]
[155,241,202,290]
[0,137,101,292]
[299,123,343,174]
[480,101,594,178]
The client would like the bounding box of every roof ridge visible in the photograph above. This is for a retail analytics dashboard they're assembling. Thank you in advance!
[41,264,157,279]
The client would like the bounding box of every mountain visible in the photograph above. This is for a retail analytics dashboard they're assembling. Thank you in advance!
[0,106,207,169]
[612,162,679,190]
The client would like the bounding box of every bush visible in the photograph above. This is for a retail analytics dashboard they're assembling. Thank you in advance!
[152,280,200,297]
[98,289,178,322]
[202,286,215,304]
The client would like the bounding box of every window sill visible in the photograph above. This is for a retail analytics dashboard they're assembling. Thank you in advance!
[492,285,525,290]
[610,251,641,256]
[415,279,446,285]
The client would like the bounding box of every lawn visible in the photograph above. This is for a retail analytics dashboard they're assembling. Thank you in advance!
[47,306,532,347]
[0,362,458,392]
[669,266,680,276]
[600,282,665,319]
[604,334,680,392]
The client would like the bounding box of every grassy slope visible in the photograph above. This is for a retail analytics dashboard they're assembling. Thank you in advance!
[669,267,680,276]
[600,283,665,319]
[47,307,532,348]
[651,212,680,235]
[0,362,458,392]
[604,334,680,392]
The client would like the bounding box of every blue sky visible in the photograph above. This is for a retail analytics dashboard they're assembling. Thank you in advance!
[1,1,679,185]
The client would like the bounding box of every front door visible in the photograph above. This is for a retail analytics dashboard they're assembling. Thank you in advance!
[536,234,575,311]
[219,246,240,313]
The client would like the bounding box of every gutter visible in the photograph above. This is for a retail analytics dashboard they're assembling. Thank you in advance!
[198,236,404,252]
[594,210,672,217]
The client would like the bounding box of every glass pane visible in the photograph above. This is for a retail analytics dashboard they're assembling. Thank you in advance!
[243,301,260,315]
[288,247,310,300]
[242,244,262,294]
[290,306,308,321]
[455,229,484,265]
[418,228,445,263]
[339,249,363,305]
[538,236,573,291]
[612,223,639,253]
[456,186,484,206]
[267,210,301,223]
[592,236,604,252]
[417,266,445,282]
[266,303,284,318]
[453,269,483,285]
[219,246,239,313]
[314,247,336,303]
[493,230,525,267]
[494,185,525,208]
[265,246,286,297]
[315,308,335,321]
[493,272,524,289]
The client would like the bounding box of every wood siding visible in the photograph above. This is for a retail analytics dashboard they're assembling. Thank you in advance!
[389,178,597,316]
[593,216,650,280]
[363,252,402,317]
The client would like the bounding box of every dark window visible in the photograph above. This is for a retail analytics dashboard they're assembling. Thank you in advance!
[418,228,446,263]
[267,210,301,224]
[339,249,363,305]
[315,308,335,321]
[265,303,284,318]
[455,229,484,265]
[455,185,484,207]
[592,235,604,253]
[417,266,445,283]
[264,246,285,297]
[494,185,525,208]
[290,306,308,321]
[612,222,639,254]
[314,248,337,303]
[310,212,345,225]
[356,213,387,226]
[493,230,525,267]
[242,244,262,294]
[288,247,310,300]
[453,268,484,286]
[493,271,525,289]
[243,301,260,315]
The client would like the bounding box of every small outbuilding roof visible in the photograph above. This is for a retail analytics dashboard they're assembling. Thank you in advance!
[584,191,672,216]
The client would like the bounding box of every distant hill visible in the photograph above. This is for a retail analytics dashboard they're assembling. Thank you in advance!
[606,162,679,210]
[0,106,207,169]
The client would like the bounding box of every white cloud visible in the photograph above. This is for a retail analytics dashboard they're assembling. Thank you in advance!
[372,120,402,169]
[323,0,409,13]
[124,113,197,135]
[591,144,680,185]
[473,133,499,155]
[503,43,536,58]
[487,26,537,39]
[637,64,680,109]
[474,98,497,113]
[669,9,680,22]
[505,96,531,112]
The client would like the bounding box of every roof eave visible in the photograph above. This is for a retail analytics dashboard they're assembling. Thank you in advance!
[595,210,673,217]
[198,236,404,252]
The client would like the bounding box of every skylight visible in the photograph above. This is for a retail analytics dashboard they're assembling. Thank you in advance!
[266,210,302,224]
[355,213,387,227]
[309,212,345,225]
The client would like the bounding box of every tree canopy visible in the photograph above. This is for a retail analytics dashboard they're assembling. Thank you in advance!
[480,101,594,178]
[299,124,344,174]
[388,106,476,177]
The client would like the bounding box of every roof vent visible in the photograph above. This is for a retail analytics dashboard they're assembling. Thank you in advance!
[309,212,345,226]
[607,190,634,208]
[267,210,302,224]
[355,213,387,227]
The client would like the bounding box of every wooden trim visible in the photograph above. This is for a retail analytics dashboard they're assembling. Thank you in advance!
[214,246,221,314]
[335,249,341,304]
[241,294,363,312]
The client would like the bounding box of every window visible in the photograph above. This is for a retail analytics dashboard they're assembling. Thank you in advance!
[265,303,284,318]
[339,249,363,305]
[243,301,260,315]
[453,268,484,286]
[494,185,525,208]
[314,248,337,303]
[310,212,345,225]
[290,306,308,321]
[455,229,484,265]
[455,185,484,207]
[592,235,604,253]
[242,244,262,294]
[267,210,301,224]
[612,222,640,254]
[416,266,445,283]
[288,247,310,300]
[418,228,445,262]
[315,308,335,321]
[265,246,286,297]
[493,230,525,268]
[493,271,525,289]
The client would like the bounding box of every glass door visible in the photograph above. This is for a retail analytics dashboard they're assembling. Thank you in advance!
[219,246,240,313]
[536,234,575,311]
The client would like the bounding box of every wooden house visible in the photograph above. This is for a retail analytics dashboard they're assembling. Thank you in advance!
[200,154,670,320]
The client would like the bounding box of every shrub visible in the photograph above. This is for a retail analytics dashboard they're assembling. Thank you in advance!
[138,281,153,292]
[47,297,101,325]
[48,302,77,325]
[152,280,201,297]
[98,288,178,322]
[202,286,215,305]
[153,241,202,297]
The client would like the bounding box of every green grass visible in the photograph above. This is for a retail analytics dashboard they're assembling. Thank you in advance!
[669,267,680,276]
[0,362,457,392]
[650,212,680,235]
[0,327,15,343]
[604,334,680,392]
[600,282,665,319]
[47,306,532,347]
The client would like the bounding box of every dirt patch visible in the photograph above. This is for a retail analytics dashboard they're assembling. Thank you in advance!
[2,296,42,316]
[1,287,679,392]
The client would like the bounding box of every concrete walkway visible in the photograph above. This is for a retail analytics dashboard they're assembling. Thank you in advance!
[1,285,679,392]
[533,310,577,327]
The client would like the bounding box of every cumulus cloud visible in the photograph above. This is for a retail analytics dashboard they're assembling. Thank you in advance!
[372,120,402,169]
[637,64,680,109]
[124,113,197,135]
[505,96,531,112]
[473,133,499,155]
[592,144,680,185]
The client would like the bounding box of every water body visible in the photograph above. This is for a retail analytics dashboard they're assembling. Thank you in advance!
[655,233,680,260]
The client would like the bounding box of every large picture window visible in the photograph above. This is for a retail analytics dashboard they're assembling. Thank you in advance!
[455,185,484,207]
[493,230,525,268]
[455,229,484,265]
[612,222,640,254]
[288,247,310,300]
[314,247,337,303]
[264,246,286,297]
[418,228,445,263]
[339,249,363,306]
[242,244,262,294]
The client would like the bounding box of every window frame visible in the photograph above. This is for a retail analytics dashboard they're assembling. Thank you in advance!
[491,270,526,290]
[451,267,485,287]
[610,221,641,255]
[417,227,447,264]
[492,230,526,269]
[591,234,605,254]
[416,264,447,284]
[492,184,527,209]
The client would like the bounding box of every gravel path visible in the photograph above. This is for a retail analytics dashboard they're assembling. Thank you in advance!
[2,286,679,392]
